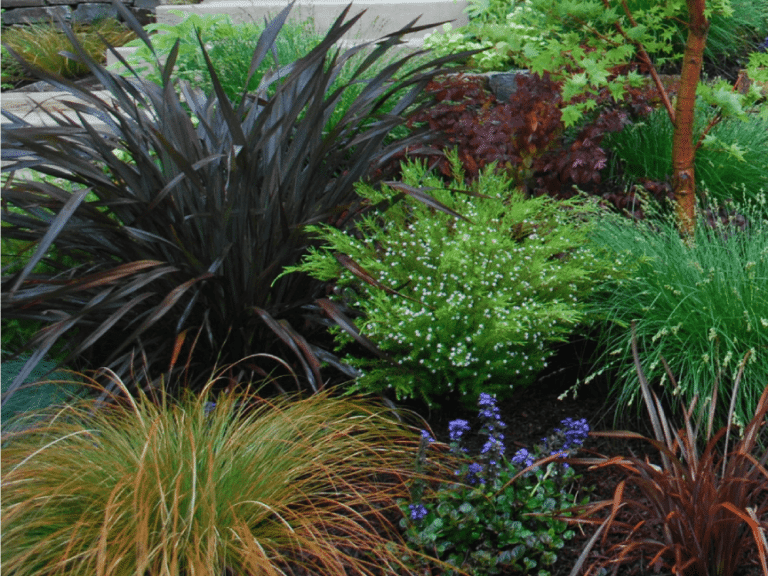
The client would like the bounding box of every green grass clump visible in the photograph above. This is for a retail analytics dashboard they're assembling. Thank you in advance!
[1,376,429,576]
[120,12,319,103]
[120,12,428,132]
[584,195,768,429]
[604,101,768,207]
[284,151,626,407]
[1,18,136,84]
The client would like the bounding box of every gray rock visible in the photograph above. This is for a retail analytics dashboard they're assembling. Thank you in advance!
[72,2,119,21]
[487,69,531,103]
[1,5,71,24]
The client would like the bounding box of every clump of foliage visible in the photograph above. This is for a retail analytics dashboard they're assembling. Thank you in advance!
[1,2,471,401]
[568,329,768,576]
[583,194,768,428]
[435,0,767,81]
[119,12,434,133]
[605,99,768,206]
[496,0,768,235]
[612,0,768,77]
[2,373,433,576]
[400,393,590,575]
[421,0,549,73]
[1,18,135,85]
[120,13,322,106]
[400,72,667,202]
[283,153,626,406]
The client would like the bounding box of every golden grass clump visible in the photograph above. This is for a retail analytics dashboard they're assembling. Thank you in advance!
[1,18,136,83]
[1,373,438,576]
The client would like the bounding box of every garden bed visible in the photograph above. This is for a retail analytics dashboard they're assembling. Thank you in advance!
[2,2,767,575]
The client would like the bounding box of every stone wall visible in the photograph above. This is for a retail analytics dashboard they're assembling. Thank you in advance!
[1,0,158,26]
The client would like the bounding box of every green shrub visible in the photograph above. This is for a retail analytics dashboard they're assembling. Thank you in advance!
[1,18,135,83]
[400,393,589,575]
[2,377,429,576]
[283,152,625,406]
[618,0,768,71]
[0,4,468,399]
[583,194,768,428]
[421,2,545,72]
[604,99,768,206]
[442,0,768,75]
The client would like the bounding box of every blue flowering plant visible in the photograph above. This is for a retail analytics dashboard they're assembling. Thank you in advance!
[400,393,591,575]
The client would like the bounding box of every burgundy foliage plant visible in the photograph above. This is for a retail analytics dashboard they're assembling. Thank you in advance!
[566,326,768,576]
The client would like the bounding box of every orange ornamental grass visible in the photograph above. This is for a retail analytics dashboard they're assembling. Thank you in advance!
[567,326,768,576]
[1,370,445,576]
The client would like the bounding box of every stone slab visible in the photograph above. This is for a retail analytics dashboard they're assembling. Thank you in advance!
[72,2,120,20]
[1,5,71,23]
[1,90,117,134]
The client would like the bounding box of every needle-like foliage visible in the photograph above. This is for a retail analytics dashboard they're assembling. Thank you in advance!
[566,325,768,576]
[1,370,440,576]
[0,0,475,402]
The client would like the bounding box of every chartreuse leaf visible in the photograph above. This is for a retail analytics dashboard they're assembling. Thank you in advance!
[699,80,749,120]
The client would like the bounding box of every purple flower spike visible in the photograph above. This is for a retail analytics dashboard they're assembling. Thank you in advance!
[512,448,534,469]
[466,462,484,485]
[421,430,435,444]
[409,503,428,522]
[477,393,505,425]
[481,437,505,457]
[448,419,471,442]
[556,417,590,450]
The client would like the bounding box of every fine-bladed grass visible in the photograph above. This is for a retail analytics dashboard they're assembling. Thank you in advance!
[1,369,448,576]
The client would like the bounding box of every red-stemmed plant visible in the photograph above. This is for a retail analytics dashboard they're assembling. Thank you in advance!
[566,324,768,576]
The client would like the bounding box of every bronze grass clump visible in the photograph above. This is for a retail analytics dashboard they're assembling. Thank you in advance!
[1,369,445,576]
[567,325,768,576]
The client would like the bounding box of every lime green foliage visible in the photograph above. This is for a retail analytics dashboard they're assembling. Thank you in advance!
[421,1,545,72]
[508,0,681,125]
[422,0,677,76]
[604,99,768,206]
[1,18,135,83]
[427,0,766,76]
[585,195,768,428]
[286,153,624,406]
[2,378,426,576]
[624,0,768,66]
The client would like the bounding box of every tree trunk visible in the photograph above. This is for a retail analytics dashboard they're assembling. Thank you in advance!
[672,0,709,236]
